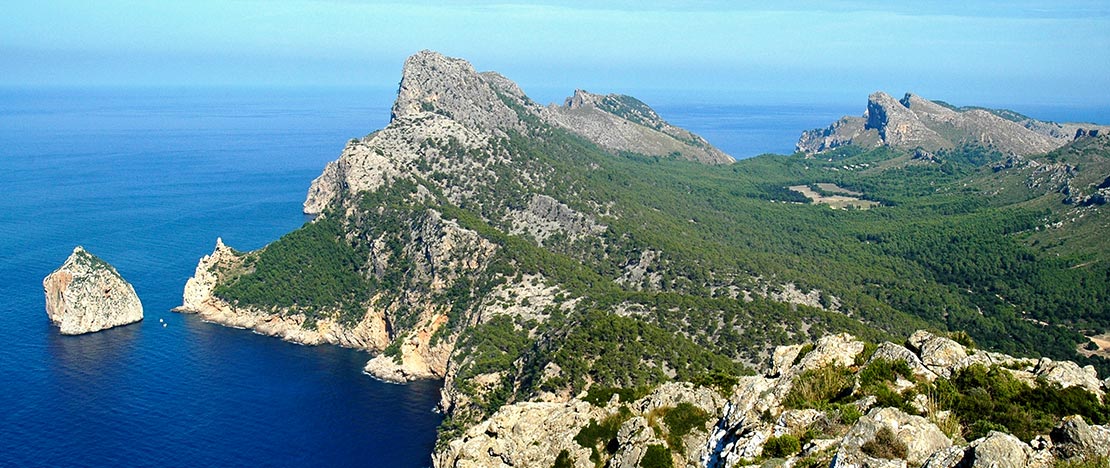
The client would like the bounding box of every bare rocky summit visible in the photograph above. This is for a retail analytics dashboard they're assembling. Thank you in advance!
[797,91,1109,156]
[43,246,143,335]
[304,50,730,216]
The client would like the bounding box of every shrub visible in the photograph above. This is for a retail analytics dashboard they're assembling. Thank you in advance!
[574,408,632,464]
[860,427,907,459]
[784,365,856,409]
[583,386,640,406]
[793,343,816,366]
[661,402,711,450]
[763,434,801,458]
[640,444,673,468]
[948,331,977,349]
[967,420,1008,441]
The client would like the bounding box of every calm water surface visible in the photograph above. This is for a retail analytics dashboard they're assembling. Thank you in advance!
[0,87,443,468]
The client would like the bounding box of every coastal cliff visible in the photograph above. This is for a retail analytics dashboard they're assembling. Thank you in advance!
[183,50,736,385]
[43,246,143,335]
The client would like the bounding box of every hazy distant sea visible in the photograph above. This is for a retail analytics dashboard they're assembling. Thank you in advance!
[0,87,1105,467]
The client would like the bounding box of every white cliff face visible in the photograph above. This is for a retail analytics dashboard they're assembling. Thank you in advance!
[43,246,143,335]
[175,238,390,351]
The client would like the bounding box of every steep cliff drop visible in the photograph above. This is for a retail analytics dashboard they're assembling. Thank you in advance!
[43,246,143,335]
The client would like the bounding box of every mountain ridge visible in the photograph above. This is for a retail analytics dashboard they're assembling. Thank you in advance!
[796,91,1109,156]
[176,50,1110,467]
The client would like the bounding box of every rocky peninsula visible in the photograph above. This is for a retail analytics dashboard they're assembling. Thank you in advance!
[43,246,143,335]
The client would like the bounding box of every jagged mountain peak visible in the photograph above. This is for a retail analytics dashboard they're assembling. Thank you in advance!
[386,51,730,164]
[391,50,530,134]
[799,91,1107,156]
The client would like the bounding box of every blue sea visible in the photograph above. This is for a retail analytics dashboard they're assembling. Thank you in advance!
[1,87,1104,467]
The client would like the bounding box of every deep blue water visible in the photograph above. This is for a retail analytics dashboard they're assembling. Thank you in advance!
[0,87,442,468]
[1,87,1105,467]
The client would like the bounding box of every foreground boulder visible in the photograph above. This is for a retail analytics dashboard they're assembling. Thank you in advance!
[43,246,143,335]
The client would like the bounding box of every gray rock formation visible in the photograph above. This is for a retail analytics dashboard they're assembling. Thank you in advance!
[831,407,952,468]
[435,382,721,468]
[1051,415,1110,460]
[962,431,1033,468]
[43,246,143,335]
[432,327,1110,468]
[797,91,1108,156]
[544,89,734,164]
[906,330,968,378]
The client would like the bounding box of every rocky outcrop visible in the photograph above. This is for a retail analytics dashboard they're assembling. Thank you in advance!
[906,330,968,378]
[545,89,734,164]
[43,246,143,335]
[435,382,722,468]
[433,327,1110,468]
[507,194,606,244]
[831,407,952,468]
[1051,415,1110,460]
[392,50,534,136]
[797,91,1107,156]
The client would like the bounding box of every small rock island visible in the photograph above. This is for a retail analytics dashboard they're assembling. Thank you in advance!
[43,246,143,335]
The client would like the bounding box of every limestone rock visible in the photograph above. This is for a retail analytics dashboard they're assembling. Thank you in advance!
[1033,358,1105,400]
[797,91,1106,156]
[1051,415,1110,460]
[507,194,606,245]
[921,446,968,468]
[392,49,530,135]
[544,89,734,164]
[788,333,865,376]
[962,431,1031,468]
[43,246,143,335]
[175,238,391,352]
[832,407,951,468]
[433,400,603,468]
[906,330,968,378]
[869,341,938,381]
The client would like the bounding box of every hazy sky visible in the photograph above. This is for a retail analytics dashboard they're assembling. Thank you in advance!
[4,1,1109,106]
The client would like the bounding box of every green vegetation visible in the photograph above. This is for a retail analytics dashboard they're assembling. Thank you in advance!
[552,450,573,468]
[583,386,648,406]
[574,408,632,466]
[783,365,856,410]
[926,364,1110,441]
[762,434,801,458]
[640,444,674,468]
[658,403,711,451]
[213,214,371,323]
[214,84,1110,448]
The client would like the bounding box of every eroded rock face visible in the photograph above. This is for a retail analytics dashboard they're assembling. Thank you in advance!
[906,330,968,378]
[1051,415,1110,460]
[175,239,391,356]
[797,91,1106,156]
[831,407,952,468]
[434,399,608,468]
[43,246,143,335]
[963,431,1032,468]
